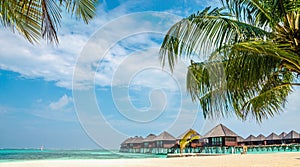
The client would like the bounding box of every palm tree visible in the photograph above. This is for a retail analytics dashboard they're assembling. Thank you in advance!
[0,0,97,44]
[160,0,300,122]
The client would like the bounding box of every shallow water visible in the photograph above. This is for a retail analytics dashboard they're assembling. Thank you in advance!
[0,149,165,162]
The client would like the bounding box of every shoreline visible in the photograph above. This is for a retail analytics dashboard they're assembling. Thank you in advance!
[1,152,300,167]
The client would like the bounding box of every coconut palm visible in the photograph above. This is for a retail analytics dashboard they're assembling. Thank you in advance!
[0,0,97,44]
[160,0,300,122]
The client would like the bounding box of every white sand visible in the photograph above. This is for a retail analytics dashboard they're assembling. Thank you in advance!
[1,152,300,167]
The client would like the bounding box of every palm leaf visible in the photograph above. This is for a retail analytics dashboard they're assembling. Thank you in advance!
[161,0,300,122]
[160,7,269,71]
[0,0,97,44]
[62,0,97,24]
[187,42,296,122]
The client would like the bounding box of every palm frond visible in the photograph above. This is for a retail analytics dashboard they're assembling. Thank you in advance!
[0,0,42,43]
[187,41,297,122]
[227,41,300,73]
[62,0,97,24]
[160,7,269,71]
[161,0,300,122]
[0,0,97,44]
[41,0,61,43]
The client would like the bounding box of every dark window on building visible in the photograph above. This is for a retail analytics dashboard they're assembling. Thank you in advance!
[157,141,163,147]
[225,137,236,142]
[212,137,222,146]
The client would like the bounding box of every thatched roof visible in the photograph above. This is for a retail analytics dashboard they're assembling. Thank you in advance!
[130,136,144,144]
[153,131,176,141]
[284,130,300,139]
[124,137,135,144]
[266,133,280,140]
[121,137,133,144]
[203,124,238,138]
[177,129,201,140]
[279,132,287,139]
[143,134,156,142]
[244,135,256,142]
[255,134,266,141]
[237,136,244,142]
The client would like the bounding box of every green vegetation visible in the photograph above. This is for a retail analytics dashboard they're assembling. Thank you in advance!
[0,0,97,44]
[160,0,300,122]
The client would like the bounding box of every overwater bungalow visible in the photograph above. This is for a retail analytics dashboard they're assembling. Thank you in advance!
[278,132,287,140]
[119,126,300,155]
[255,134,266,145]
[284,130,300,144]
[244,135,257,145]
[279,132,287,143]
[237,136,245,145]
[203,124,238,147]
[129,136,144,153]
[266,133,281,145]
[142,134,156,153]
[153,131,176,154]
[120,137,133,152]
[244,134,266,145]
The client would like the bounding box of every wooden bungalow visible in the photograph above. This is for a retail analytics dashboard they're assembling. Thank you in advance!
[237,136,245,145]
[244,135,257,145]
[120,137,133,152]
[255,134,266,145]
[266,133,281,145]
[279,132,287,139]
[284,130,300,144]
[130,136,144,153]
[153,131,176,154]
[279,132,287,144]
[203,124,238,147]
[142,134,156,153]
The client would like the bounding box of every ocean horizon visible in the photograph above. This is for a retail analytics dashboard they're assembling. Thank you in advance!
[0,149,166,162]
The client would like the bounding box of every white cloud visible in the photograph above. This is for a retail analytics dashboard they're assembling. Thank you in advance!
[72,12,183,90]
[49,94,72,110]
[0,4,184,91]
[0,0,216,93]
[0,28,82,89]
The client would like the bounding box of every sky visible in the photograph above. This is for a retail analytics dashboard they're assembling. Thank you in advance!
[0,0,299,150]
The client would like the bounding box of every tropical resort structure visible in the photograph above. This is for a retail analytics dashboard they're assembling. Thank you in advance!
[120,131,177,154]
[120,124,300,155]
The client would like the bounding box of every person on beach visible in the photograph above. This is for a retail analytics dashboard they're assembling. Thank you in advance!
[242,145,248,154]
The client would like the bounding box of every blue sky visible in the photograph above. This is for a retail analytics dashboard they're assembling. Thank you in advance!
[0,0,300,150]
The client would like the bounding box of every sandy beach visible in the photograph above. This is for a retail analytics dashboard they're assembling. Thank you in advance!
[1,152,300,167]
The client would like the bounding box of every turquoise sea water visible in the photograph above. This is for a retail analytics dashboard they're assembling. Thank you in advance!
[182,145,300,154]
[0,149,165,162]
